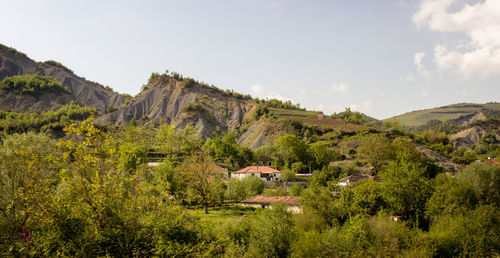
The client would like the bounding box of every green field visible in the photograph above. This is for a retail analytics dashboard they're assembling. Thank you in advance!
[268,107,322,118]
[188,206,260,225]
[386,102,500,127]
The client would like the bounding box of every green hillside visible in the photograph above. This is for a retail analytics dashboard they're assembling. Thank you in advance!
[386,102,500,128]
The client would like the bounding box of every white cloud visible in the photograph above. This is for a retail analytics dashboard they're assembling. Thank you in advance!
[401,74,416,82]
[328,83,349,94]
[250,84,264,94]
[414,51,425,68]
[348,100,373,115]
[413,0,500,78]
[414,51,431,77]
[421,89,429,96]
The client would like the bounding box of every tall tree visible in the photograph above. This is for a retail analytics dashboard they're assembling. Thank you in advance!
[357,135,394,174]
[177,154,226,214]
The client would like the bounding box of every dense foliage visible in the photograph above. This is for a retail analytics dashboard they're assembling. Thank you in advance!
[43,60,74,73]
[0,103,96,135]
[0,116,498,256]
[0,73,70,95]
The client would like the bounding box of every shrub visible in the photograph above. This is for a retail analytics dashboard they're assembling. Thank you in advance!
[0,73,70,95]
[183,102,204,112]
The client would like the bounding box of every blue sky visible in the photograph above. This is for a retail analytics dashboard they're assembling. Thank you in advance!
[1,0,499,119]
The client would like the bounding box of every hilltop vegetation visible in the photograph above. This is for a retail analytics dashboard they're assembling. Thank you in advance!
[0,43,30,59]
[0,73,70,95]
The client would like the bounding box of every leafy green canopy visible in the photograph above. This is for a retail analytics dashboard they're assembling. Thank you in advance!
[0,103,96,135]
[0,73,70,95]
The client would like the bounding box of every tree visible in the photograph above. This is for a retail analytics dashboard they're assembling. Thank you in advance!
[281,168,296,183]
[248,203,295,257]
[309,141,338,169]
[204,131,252,170]
[225,176,264,202]
[357,135,394,174]
[381,155,432,228]
[456,163,500,206]
[426,174,477,221]
[275,134,309,168]
[349,180,386,216]
[0,133,61,255]
[177,154,226,214]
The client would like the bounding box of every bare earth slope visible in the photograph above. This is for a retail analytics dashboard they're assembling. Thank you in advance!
[449,119,500,149]
[0,45,127,113]
[97,75,256,138]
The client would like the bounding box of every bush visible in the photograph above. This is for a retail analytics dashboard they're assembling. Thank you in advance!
[226,176,264,201]
[183,102,204,112]
[0,73,70,95]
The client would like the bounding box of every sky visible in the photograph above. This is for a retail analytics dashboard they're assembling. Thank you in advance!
[1,0,499,119]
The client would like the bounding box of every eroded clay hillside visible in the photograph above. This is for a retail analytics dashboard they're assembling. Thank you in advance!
[0,45,127,113]
[97,75,256,138]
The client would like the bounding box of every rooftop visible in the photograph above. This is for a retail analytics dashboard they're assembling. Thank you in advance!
[241,195,301,206]
[234,166,280,174]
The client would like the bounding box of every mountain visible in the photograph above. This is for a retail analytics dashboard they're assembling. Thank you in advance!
[386,102,500,129]
[97,74,256,139]
[0,44,128,113]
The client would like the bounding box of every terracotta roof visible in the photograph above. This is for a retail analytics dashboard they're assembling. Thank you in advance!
[469,159,500,167]
[188,163,227,172]
[234,166,280,174]
[241,195,301,206]
[491,159,500,165]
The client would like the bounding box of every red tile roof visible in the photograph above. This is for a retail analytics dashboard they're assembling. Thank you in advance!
[489,159,500,166]
[470,159,500,167]
[241,195,301,206]
[207,163,228,173]
[233,166,280,174]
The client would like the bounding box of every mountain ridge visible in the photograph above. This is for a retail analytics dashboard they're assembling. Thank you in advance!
[0,43,128,113]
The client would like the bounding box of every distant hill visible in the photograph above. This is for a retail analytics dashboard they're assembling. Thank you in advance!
[0,43,385,149]
[386,102,500,129]
[0,43,128,113]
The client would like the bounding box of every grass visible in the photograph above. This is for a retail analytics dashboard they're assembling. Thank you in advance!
[269,107,369,132]
[269,107,321,118]
[188,206,260,225]
[386,102,500,127]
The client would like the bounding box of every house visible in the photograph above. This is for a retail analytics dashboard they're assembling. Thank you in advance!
[232,166,281,182]
[241,195,302,213]
[337,174,381,187]
[205,163,229,180]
